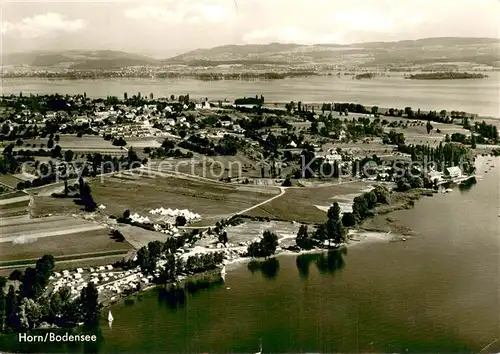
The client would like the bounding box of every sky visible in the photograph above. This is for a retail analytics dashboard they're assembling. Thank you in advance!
[1,0,499,58]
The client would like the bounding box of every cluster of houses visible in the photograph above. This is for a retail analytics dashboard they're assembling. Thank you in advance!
[49,264,159,302]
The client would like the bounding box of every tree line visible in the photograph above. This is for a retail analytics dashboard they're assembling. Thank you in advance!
[0,255,101,332]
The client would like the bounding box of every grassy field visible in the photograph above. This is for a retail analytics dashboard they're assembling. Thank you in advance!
[0,190,28,200]
[89,173,281,223]
[0,230,132,262]
[23,135,117,150]
[149,153,264,181]
[0,174,21,188]
[0,194,30,218]
[30,196,78,217]
[244,181,372,224]
[0,212,134,271]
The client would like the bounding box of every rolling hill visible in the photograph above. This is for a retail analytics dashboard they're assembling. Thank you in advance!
[2,37,499,69]
[1,50,160,69]
[167,37,500,67]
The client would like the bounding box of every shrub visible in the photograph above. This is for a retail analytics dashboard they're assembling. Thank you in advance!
[341,212,357,227]
[175,215,187,227]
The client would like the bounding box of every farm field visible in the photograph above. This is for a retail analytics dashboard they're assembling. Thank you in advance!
[0,190,28,200]
[0,173,22,188]
[149,153,264,181]
[89,172,281,224]
[30,195,79,217]
[0,229,131,262]
[126,137,162,149]
[23,134,117,150]
[0,212,134,269]
[0,193,30,218]
[244,181,373,224]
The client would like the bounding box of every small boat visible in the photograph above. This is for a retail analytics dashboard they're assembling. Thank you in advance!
[445,188,453,193]
[108,310,114,323]
[254,338,262,354]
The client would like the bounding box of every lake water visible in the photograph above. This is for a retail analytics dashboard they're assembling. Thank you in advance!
[1,74,499,118]
[2,157,498,353]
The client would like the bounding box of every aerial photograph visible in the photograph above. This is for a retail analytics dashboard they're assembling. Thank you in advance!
[0,0,499,353]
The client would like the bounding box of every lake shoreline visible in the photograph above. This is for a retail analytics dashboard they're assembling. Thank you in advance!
[98,186,431,313]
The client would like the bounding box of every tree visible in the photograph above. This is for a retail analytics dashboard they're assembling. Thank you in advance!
[0,276,7,289]
[352,196,369,220]
[35,254,55,288]
[371,106,379,115]
[50,145,63,159]
[54,134,60,143]
[281,178,292,187]
[47,138,54,149]
[148,241,163,261]
[9,270,22,281]
[404,107,414,117]
[175,215,187,226]
[373,185,389,204]
[440,110,447,119]
[159,254,177,284]
[136,247,153,273]
[296,225,313,250]
[64,149,74,163]
[178,130,187,139]
[471,134,477,148]
[19,298,42,330]
[410,176,424,188]
[310,121,318,134]
[341,212,356,227]
[325,218,346,246]
[5,285,20,331]
[0,286,5,332]
[1,123,10,135]
[247,231,279,258]
[426,120,433,134]
[364,191,377,209]
[218,231,229,246]
[327,202,341,220]
[80,283,100,326]
[396,178,412,191]
[261,231,279,257]
[122,209,131,221]
[80,183,97,212]
[22,267,42,299]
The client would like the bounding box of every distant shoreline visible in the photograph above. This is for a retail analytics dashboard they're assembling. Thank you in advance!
[405,72,489,80]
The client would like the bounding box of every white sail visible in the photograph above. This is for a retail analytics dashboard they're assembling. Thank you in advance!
[221,266,226,276]
[108,310,114,322]
[254,338,262,354]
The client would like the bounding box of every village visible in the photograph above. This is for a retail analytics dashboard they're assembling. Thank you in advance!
[0,91,498,332]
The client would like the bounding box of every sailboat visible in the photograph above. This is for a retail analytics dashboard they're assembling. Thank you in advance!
[254,338,262,354]
[221,265,226,281]
[108,310,114,323]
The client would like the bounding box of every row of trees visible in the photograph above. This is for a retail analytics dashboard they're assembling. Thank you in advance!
[296,202,347,250]
[179,134,245,156]
[295,186,391,251]
[135,239,225,283]
[399,142,474,173]
[247,231,279,258]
